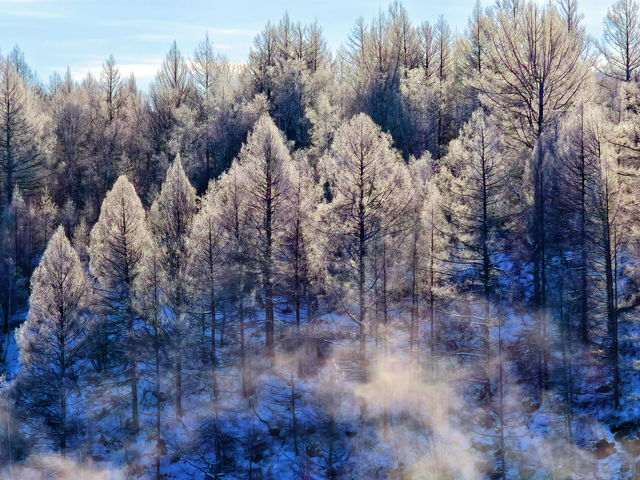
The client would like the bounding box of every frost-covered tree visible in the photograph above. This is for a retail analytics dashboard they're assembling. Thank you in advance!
[211,164,253,393]
[148,156,197,417]
[557,105,601,344]
[344,11,409,155]
[320,113,411,369]
[482,1,590,149]
[188,181,227,394]
[192,33,222,103]
[588,123,633,409]
[150,42,195,157]
[191,33,227,192]
[442,110,517,357]
[388,1,420,74]
[237,114,293,358]
[16,226,89,455]
[281,155,323,328]
[454,1,490,116]
[481,0,590,325]
[186,180,228,467]
[403,155,432,360]
[133,242,165,480]
[248,14,328,148]
[0,57,43,203]
[0,188,28,335]
[420,171,452,360]
[101,55,124,124]
[556,0,582,33]
[598,0,640,82]
[38,187,58,248]
[89,175,150,432]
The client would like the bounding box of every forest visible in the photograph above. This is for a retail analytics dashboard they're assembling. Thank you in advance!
[1,0,640,477]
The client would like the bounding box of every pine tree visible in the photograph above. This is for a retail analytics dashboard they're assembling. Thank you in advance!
[16,226,89,455]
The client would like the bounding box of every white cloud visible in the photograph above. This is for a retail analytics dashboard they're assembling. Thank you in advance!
[106,19,257,37]
[57,56,162,90]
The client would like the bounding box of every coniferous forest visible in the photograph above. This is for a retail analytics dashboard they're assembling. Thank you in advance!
[3,0,640,477]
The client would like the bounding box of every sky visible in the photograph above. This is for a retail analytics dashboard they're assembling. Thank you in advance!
[0,0,613,91]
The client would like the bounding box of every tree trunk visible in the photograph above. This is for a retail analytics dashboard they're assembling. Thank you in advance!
[176,327,182,418]
[154,319,161,480]
[128,310,139,432]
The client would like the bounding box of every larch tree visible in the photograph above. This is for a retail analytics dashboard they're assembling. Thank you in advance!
[38,188,58,249]
[101,55,125,125]
[404,155,433,361]
[280,154,323,329]
[388,1,420,75]
[442,110,517,359]
[481,1,590,392]
[319,113,411,371]
[150,42,195,157]
[133,242,165,480]
[187,179,229,469]
[344,11,408,155]
[556,0,582,33]
[191,33,225,192]
[236,114,293,358]
[0,188,28,335]
[589,123,633,409]
[557,104,600,345]
[187,180,227,409]
[211,163,252,394]
[304,21,331,73]
[462,1,489,76]
[99,55,126,195]
[148,156,197,418]
[481,1,590,150]
[454,0,490,117]
[16,226,89,455]
[419,21,438,85]
[598,0,640,82]
[89,175,150,432]
[420,170,452,362]
[192,33,222,103]
[0,57,43,203]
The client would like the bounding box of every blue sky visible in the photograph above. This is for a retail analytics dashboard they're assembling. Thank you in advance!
[1,0,611,90]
